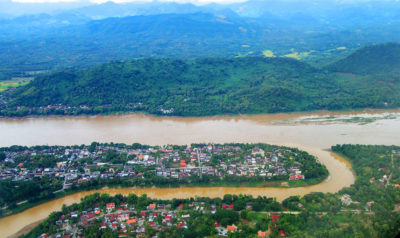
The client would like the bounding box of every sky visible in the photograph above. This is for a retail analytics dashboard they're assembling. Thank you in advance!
[9,0,248,4]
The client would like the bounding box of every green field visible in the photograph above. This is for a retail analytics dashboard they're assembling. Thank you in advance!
[0,77,33,92]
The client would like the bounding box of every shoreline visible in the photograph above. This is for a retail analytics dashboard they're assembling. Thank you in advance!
[7,219,45,238]
[1,107,400,121]
[0,172,328,220]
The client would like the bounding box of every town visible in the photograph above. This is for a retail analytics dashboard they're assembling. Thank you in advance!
[0,142,328,219]
[14,145,400,238]
[26,193,286,238]
[0,143,325,187]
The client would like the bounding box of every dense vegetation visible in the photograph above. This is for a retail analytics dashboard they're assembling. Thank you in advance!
[21,144,400,238]
[0,178,59,211]
[327,43,400,75]
[1,54,400,117]
[254,144,400,237]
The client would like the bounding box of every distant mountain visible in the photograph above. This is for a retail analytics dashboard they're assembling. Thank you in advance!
[231,0,400,26]
[3,56,400,117]
[1,1,400,80]
[83,12,251,37]
[0,0,224,19]
[0,0,91,17]
[327,43,400,75]
[0,12,266,80]
[69,1,211,19]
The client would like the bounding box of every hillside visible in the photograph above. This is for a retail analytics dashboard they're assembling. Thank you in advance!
[1,56,399,117]
[327,43,400,75]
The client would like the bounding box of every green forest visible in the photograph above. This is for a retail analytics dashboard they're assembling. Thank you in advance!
[1,43,400,117]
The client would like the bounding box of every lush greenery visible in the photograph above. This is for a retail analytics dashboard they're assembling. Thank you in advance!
[327,43,400,75]
[2,54,400,117]
[0,178,59,212]
[274,144,400,237]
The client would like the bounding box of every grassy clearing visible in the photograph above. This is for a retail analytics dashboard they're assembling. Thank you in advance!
[0,77,33,92]
[283,51,315,60]
[248,212,268,220]
[262,50,276,57]
[284,52,300,59]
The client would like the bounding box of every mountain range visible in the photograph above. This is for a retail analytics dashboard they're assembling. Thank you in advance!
[0,0,400,80]
[2,43,399,117]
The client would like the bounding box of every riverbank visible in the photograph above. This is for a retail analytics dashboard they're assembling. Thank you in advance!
[7,218,45,238]
[0,173,328,220]
[1,108,399,121]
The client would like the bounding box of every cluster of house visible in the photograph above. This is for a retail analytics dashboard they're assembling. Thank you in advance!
[12,104,93,114]
[159,107,174,114]
[0,144,307,186]
[370,167,400,187]
[153,145,305,180]
[0,89,145,115]
[45,200,284,238]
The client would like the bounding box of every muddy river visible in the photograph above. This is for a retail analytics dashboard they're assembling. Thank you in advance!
[1,109,399,237]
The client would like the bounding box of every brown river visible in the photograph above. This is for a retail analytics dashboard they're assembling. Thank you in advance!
[1,109,400,237]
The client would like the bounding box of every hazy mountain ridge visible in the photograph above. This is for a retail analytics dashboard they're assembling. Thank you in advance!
[0,0,400,80]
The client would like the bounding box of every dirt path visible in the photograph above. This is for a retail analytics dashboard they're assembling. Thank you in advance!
[386,154,394,187]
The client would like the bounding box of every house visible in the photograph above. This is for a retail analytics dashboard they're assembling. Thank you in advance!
[341,194,353,206]
[272,214,279,223]
[180,160,187,167]
[106,203,115,212]
[227,225,237,232]
[118,213,129,222]
[289,174,304,180]
[126,219,137,225]
[165,215,172,222]
[258,231,267,237]
[176,222,187,229]
[246,202,253,209]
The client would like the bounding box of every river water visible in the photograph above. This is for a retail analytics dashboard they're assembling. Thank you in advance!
[0,109,399,237]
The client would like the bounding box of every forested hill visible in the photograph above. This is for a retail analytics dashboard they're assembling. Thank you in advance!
[1,57,400,117]
[327,43,400,75]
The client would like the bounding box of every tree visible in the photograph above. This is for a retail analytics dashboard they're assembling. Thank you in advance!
[0,152,5,161]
